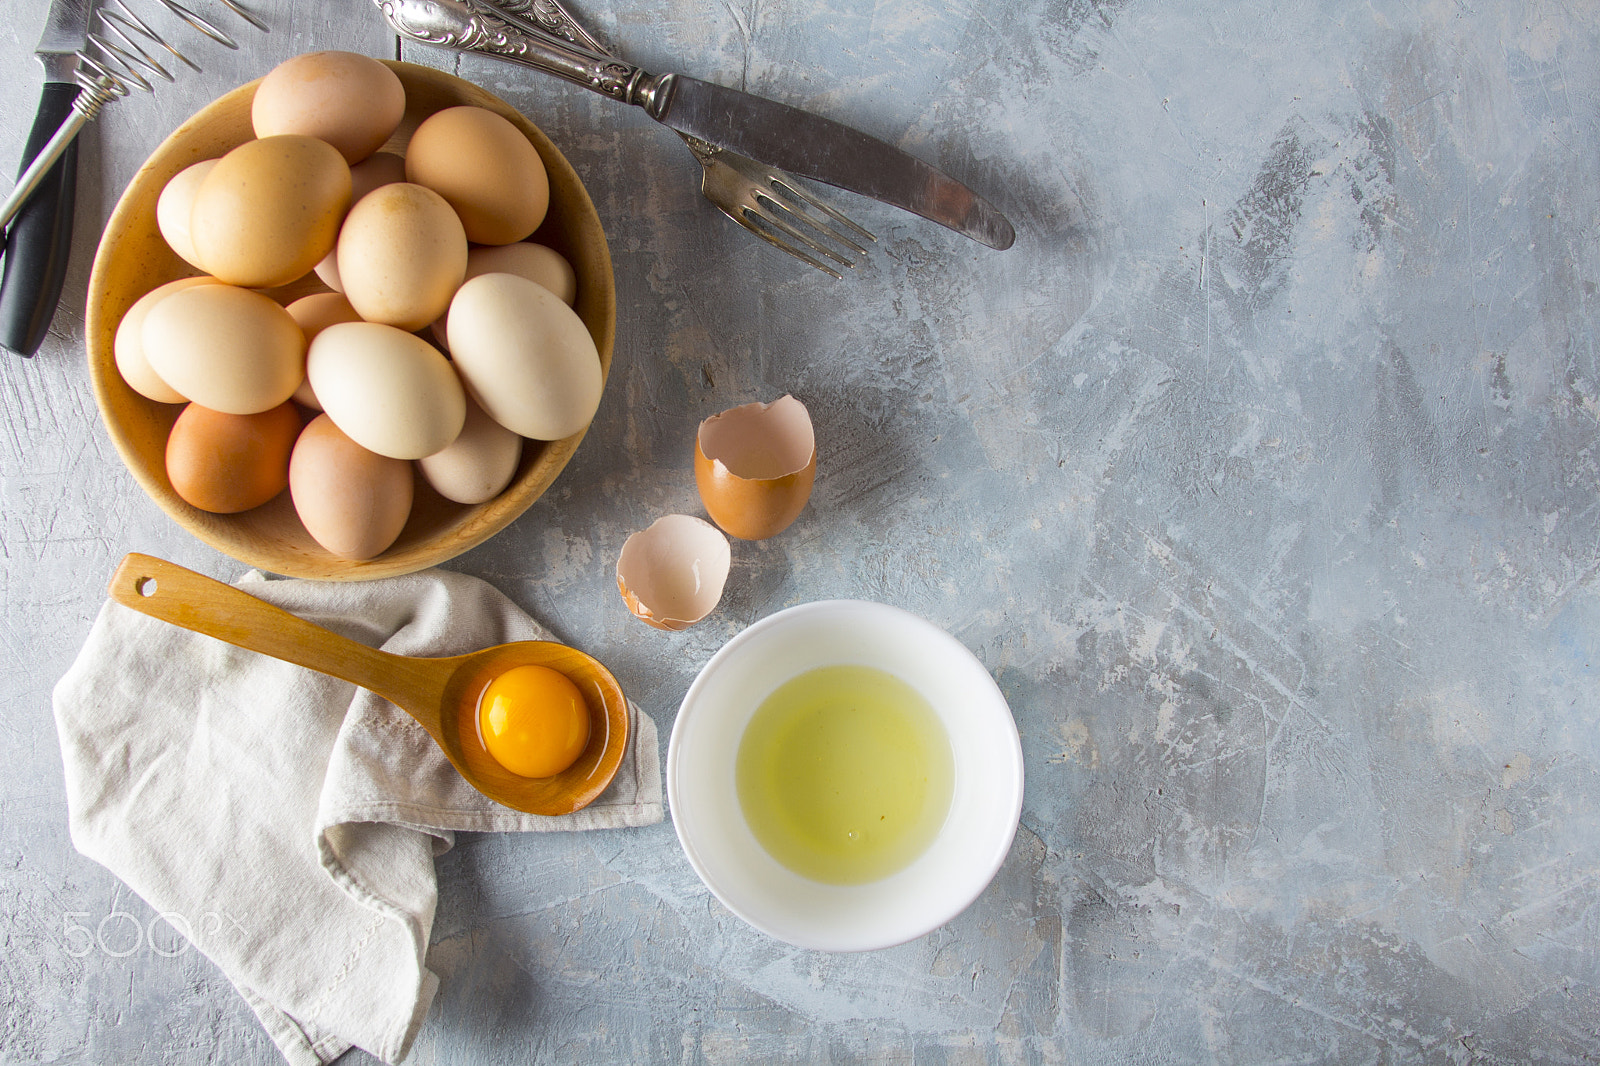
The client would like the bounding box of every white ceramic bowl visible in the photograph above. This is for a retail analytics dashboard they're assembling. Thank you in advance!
[667,600,1024,951]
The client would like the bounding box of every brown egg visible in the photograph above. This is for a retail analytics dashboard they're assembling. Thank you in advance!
[349,151,408,202]
[165,401,301,513]
[694,395,817,540]
[616,514,732,630]
[251,51,406,165]
[405,106,549,245]
[189,134,352,288]
[336,182,468,331]
[310,153,408,296]
[464,242,576,304]
[432,241,578,347]
[289,413,414,560]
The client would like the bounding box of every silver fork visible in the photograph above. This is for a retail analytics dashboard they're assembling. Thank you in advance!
[470,0,877,278]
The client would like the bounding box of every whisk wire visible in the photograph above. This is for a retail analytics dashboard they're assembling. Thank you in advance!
[203,0,271,34]
[101,0,200,75]
[156,0,245,49]
[0,0,268,234]
[94,9,179,88]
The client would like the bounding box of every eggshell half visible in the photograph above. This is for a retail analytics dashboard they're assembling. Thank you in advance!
[307,321,466,460]
[289,413,414,560]
[694,394,817,540]
[616,514,731,630]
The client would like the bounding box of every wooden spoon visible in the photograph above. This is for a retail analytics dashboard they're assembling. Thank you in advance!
[108,552,630,816]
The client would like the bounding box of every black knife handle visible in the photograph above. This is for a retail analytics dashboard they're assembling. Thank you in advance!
[0,81,83,358]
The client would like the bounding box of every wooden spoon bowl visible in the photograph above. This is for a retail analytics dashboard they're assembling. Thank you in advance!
[108,553,629,815]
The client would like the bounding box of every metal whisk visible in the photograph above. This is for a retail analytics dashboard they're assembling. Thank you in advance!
[0,0,268,232]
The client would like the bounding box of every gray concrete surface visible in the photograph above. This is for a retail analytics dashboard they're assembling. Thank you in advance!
[3,0,1598,1062]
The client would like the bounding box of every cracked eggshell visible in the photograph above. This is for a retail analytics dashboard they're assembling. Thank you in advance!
[616,514,731,631]
[694,394,816,540]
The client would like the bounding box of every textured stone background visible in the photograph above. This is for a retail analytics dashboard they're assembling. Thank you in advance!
[3,0,1598,1062]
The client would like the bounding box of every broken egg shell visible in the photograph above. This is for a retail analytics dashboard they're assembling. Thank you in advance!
[616,514,732,631]
[694,394,817,541]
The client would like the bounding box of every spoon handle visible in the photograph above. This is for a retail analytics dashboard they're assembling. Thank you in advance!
[107,553,452,732]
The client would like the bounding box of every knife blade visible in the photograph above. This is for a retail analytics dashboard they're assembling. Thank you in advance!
[377,0,1016,250]
[641,74,1014,251]
[0,0,96,357]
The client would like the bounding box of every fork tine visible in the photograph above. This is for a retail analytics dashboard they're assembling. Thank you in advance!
[747,193,861,267]
[755,186,872,259]
[470,0,877,276]
[742,200,856,275]
[765,175,877,247]
[731,209,847,280]
[703,147,876,273]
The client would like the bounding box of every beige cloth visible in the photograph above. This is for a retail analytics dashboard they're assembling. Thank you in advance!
[52,566,662,1065]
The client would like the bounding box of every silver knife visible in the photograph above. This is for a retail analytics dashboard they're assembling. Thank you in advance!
[0,0,99,356]
[376,0,1016,251]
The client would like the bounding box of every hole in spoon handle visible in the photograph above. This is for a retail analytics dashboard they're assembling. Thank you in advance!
[106,552,424,706]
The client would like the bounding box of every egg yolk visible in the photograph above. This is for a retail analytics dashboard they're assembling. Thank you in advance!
[478,665,591,778]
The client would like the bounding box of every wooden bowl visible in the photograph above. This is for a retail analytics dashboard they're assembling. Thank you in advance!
[85,61,616,580]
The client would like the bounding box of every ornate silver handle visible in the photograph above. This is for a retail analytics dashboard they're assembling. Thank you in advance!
[375,0,674,115]
[472,0,724,163]
[485,0,608,54]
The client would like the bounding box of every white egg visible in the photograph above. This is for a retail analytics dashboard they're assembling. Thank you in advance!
[306,321,466,460]
[445,272,602,441]
[155,159,216,270]
[114,275,221,403]
[142,283,305,415]
[417,394,522,504]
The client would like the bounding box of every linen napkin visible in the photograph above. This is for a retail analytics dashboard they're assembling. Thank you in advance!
[52,565,662,1065]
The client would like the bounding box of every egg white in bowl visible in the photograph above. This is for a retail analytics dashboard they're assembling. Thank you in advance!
[668,600,1026,952]
[86,60,615,580]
